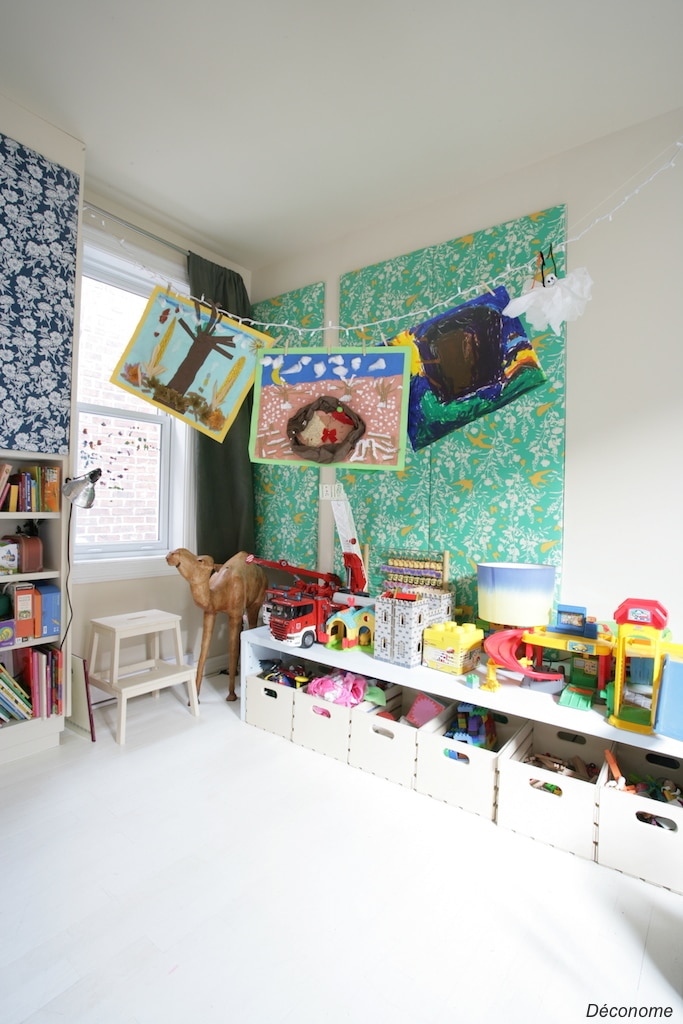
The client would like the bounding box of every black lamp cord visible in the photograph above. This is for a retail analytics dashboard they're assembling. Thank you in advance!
[59,502,74,651]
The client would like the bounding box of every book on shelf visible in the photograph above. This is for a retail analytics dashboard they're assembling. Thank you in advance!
[9,644,63,719]
[42,465,61,513]
[0,463,12,508]
[6,481,19,513]
[12,647,39,718]
[0,689,28,721]
[48,644,64,716]
[34,649,49,718]
[0,465,62,513]
[0,668,32,720]
[0,660,32,708]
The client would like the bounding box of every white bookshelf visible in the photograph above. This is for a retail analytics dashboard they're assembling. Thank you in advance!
[0,450,70,764]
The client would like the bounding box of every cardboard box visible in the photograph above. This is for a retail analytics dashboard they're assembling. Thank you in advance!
[597,744,683,894]
[35,582,60,638]
[415,707,528,818]
[7,583,35,640]
[0,540,19,575]
[245,673,296,740]
[496,722,610,860]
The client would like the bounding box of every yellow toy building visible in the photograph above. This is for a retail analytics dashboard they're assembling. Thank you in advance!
[609,598,683,734]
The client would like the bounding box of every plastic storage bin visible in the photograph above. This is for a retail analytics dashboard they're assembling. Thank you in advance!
[415,706,528,818]
[496,722,610,860]
[597,744,683,894]
[245,674,297,740]
[348,686,425,787]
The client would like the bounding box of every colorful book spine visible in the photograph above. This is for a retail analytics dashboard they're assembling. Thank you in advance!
[0,689,26,720]
[42,465,61,513]
[0,672,31,719]
[33,649,48,718]
[48,645,64,715]
[0,662,32,710]
[0,462,12,509]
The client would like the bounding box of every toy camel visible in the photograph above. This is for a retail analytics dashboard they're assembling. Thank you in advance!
[166,548,267,701]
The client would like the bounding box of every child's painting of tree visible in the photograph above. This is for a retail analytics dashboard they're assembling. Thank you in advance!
[110,286,274,442]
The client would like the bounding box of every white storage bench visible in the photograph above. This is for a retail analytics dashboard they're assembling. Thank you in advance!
[240,627,683,895]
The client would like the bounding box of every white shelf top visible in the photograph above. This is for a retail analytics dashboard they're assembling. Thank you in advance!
[241,626,683,759]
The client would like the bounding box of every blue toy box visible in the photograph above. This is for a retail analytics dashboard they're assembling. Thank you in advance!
[654,655,683,742]
[35,582,61,638]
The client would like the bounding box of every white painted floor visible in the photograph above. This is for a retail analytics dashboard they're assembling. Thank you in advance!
[2,674,682,1024]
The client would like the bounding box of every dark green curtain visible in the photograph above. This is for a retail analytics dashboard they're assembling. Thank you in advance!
[188,252,255,563]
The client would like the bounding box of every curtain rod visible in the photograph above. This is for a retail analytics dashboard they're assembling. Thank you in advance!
[83,202,190,258]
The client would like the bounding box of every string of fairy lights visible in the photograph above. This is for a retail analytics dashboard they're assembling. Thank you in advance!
[83,135,683,341]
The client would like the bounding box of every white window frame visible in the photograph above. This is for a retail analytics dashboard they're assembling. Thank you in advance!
[72,217,195,583]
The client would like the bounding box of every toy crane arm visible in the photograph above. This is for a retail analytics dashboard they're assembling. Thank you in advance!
[331,497,368,593]
[245,555,342,590]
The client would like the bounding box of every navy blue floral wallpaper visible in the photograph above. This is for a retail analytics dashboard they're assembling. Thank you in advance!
[0,132,80,453]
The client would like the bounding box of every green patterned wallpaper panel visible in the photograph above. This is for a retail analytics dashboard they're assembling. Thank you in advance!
[251,283,325,568]
[338,206,567,612]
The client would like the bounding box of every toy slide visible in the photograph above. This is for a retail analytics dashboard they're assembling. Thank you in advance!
[483,629,564,682]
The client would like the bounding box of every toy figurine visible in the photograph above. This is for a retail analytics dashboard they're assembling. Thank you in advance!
[481,659,501,692]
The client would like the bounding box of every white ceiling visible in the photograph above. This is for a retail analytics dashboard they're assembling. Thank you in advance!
[1,0,683,270]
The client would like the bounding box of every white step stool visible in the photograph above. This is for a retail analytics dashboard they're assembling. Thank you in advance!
[87,609,199,744]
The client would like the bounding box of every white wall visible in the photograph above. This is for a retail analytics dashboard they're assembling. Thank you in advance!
[0,93,85,176]
[253,108,683,634]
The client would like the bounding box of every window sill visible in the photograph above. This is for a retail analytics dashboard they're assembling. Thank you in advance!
[72,555,177,585]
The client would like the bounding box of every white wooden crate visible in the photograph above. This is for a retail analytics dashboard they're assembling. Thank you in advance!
[348,686,422,787]
[597,744,683,894]
[292,686,362,762]
[496,722,610,860]
[415,707,528,819]
[245,674,297,740]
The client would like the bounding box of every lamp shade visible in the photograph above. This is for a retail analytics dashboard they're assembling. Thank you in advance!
[62,468,102,509]
[477,562,556,627]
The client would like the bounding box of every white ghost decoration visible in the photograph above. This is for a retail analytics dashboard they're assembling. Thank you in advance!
[503,268,593,334]
[313,361,326,378]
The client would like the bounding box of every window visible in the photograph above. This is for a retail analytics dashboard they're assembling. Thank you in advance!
[73,215,193,580]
